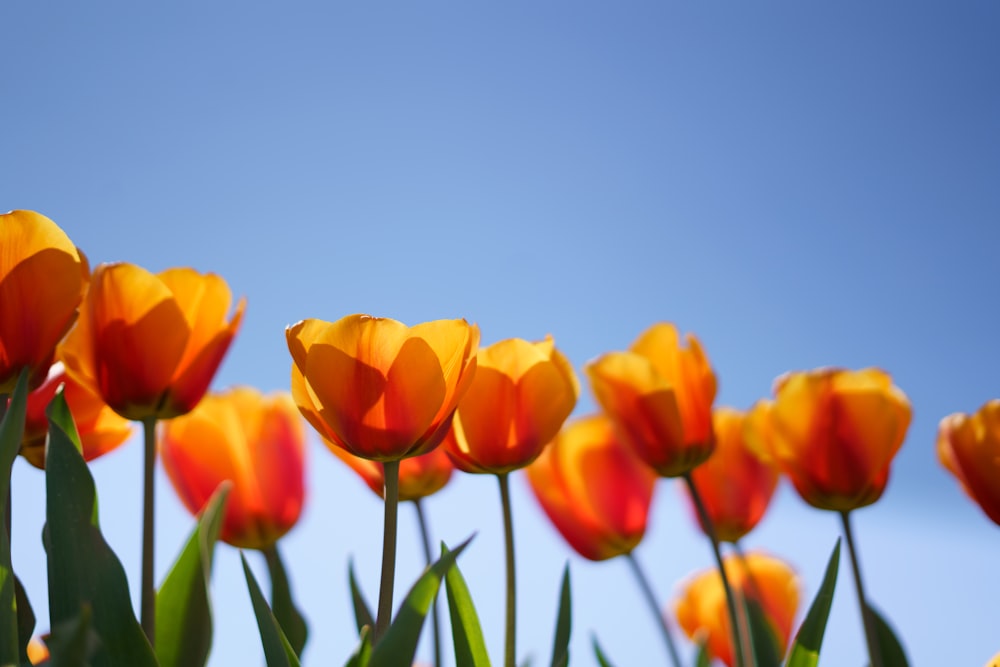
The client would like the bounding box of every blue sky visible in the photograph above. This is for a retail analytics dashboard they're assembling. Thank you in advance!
[4,2,1000,665]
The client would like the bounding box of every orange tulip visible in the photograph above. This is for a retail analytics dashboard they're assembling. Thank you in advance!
[444,336,578,474]
[160,387,306,550]
[26,636,49,665]
[19,362,133,469]
[759,368,911,511]
[675,552,800,667]
[586,323,716,477]
[59,263,245,421]
[0,210,87,392]
[526,414,656,561]
[286,314,479,462]
[937,400,1000,527]
[685,407,779,543]
[331,443,453,502]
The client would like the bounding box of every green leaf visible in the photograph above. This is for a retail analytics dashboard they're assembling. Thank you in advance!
[15,573,36,663]
[591,634,615,667]
[694,640,710,667]
[867,604,908,667]
[0,369,30,665]
[44,390,157,667]
[241,553,301,667]
[344,626,372,667]
[367,536,472,667]
[549,563,571,667]
[442,543,490,667]
[45,605,99,667]
[348,559,375,636]
[742,594,783,667]
[265,545,309,658]
[785,539,841,667]
[155,482,230,667]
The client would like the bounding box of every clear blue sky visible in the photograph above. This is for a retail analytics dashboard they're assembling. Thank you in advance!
[4,2,999,665]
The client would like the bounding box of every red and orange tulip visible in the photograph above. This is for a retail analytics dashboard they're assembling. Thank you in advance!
[286,314,479,462]
[59,263,245,421]
[675,552,800,667]
[586,323,716,477]
[331,443,453,502]
[758,368,911,511]
[19,362,133,469]
[937,400,1000,527]
[444,336,578,474]
[0,210,88,392]
[526,414,656,561]
[685,407,779,543]
[26,637,49,665]
[160,387,306,550]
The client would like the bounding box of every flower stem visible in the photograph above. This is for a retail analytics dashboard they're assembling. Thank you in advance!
[374,460,400,644]
[840,511,882,667]
[497,472,517,667]
[683,473,745,667]
[141,417,157,644]
[414,499,442,667]
[625,551,683,667]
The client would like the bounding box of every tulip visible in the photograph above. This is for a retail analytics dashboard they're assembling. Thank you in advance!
[444,335,579,474]
[675,552,800,667]
[526,414,654,561]
[0,210,87,393]
[286,314,479,462]
[685,407,779,543]
[331,444,453,502]
[26,637,49,665]
[585,322,716,478]
[19,362,132,469]
[160,387,306,550]
[937,400,1000,527]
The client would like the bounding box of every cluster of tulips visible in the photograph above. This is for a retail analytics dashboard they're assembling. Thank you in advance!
[1,208,998,667]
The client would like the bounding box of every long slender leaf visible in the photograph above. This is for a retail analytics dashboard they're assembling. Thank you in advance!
[694,640,710,667]
[0,369,29,664]
[743,594,783,667]
[348,559,375,636]
[15,573,36,663]
[344,626,372,667]
[44,390,157,667]
[785,540,841,667]
[155,483,230,667]
[265,545,309,658]
[549,563,571,667]
[367,536,472,667]
[442,543,490,667]
[45,605,98,667]
[242,553,300,667]
[591,635,616,667]
[867,604,908,667]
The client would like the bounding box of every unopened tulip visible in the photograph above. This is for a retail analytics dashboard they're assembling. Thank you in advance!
[331,443,453,502]
[938,400,1000,527]
[160,387,306,550]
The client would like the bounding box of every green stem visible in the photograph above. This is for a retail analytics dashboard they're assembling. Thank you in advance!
[497,473,517,667]
[374,460,400,644]
[141,417,157,644]
[414,499,441,667]
[683,473,745,667]
[840,511,882,667]
[625,552,683,667]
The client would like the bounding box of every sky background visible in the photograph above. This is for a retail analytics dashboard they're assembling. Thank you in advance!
[3,1,1000,665]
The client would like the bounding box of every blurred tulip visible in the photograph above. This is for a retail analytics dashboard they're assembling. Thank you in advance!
[286,314,479,461]
[760,367,911,511]
[26,636,49,665]
[160,387,306,550]
[675,551,800,667]
[685,407,779,543]
[985,651,1000,667]
[19,361,133,469]
[586,322,716,477]
[526,414,656,561]
[938,400,1000,526]
[331,443,453,502]
[0,210,87,392]
[59,263,245,421]
[444,336,578,474]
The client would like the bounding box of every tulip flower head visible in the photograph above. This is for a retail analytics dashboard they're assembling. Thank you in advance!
[59,263,245,421]
[0,210,88,392]
[444,335,579,474]
[685,407,779,543]
[331,442,453,502]
[675,552,800,667]
[526,414,656,561]
[586,323,717,477]
[160,387,306,550]
[19,362,133,469]
[759,367,911,512]
[937,400,1000,527]
[286,314,479,462]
